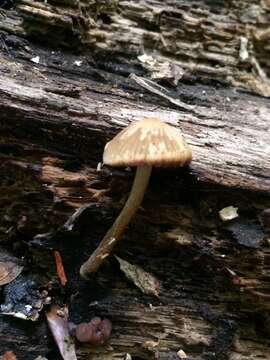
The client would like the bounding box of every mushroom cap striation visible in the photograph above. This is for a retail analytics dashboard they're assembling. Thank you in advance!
[103,117,192,167]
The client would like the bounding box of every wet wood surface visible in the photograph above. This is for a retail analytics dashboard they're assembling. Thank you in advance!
[0,2,270,360]
[0,43,269,192]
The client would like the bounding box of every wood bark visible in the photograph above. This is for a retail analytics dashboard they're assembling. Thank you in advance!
[0,1,270,360]
[6,0,270,96]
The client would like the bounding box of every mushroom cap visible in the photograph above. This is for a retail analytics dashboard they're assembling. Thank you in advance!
[103,117,192,167]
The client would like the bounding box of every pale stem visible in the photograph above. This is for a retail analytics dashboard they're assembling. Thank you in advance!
[80,165,152,278]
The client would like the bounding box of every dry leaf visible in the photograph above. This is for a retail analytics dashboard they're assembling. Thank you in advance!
[163,228,193,246]
[138,54,184,86]
[0,261,23,286]
[116,256,160,297]
[46,305,77,360]
[0,249,23,287]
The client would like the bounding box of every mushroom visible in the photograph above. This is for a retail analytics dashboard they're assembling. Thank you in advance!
[80,117,192,278]
[75,317,112,344]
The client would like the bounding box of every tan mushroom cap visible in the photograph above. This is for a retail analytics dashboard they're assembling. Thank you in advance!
[103,117,192,167]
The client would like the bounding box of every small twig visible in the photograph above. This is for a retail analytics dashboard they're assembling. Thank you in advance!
[226,268,270,304]
[249,289,270,300]
[251,56,270,83]
[54,250,68,286]
[129,73,195,112]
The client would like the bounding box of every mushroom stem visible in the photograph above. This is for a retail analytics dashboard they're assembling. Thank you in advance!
[80,165,152,278]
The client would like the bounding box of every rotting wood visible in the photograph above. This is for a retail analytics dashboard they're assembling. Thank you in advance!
[1,0,270,96]
[0,2,270,360]
[1,120,270,359]
[0,46,269,193]
[0,141,270,359]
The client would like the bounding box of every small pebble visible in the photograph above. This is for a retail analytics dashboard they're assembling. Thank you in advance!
[219,206,238,221]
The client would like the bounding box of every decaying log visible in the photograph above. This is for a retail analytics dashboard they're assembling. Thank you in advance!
[0,46,269,192]
[2,0,270,96]
[0,1,270,360]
